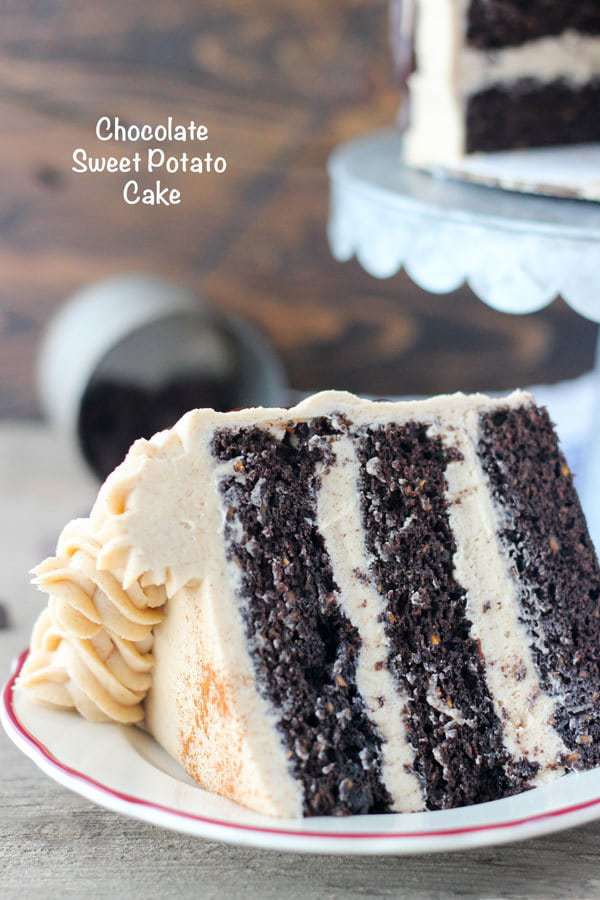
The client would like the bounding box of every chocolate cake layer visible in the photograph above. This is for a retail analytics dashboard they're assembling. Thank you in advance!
[466,2,600,50]
[356,422,537,810]
[213,421,392,816]
[479,406,600,769]
[466,78,600,153]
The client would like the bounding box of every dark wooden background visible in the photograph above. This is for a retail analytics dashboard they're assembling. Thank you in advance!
[0,0,596,417]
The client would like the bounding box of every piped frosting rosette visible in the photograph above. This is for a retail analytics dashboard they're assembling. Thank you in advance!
[19,420,215,725]
[19,505,167,724]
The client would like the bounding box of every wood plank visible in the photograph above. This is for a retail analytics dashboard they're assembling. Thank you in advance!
[1,1,592,416]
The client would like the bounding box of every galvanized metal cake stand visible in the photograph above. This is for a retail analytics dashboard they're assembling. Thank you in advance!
[327,128,600,548]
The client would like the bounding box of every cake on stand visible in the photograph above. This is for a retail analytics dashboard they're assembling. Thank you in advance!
[327,128,600,548]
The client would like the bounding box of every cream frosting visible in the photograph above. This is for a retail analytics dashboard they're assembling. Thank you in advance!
[316,434,424,812]
[19,517,166,723]
[97,417,303,817]
[460,32,600,94]
[404,0,470,163]
[431,412,568,781]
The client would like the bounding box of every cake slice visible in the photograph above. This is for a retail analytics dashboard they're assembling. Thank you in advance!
[19,391,600,817]
[393,0,600,167]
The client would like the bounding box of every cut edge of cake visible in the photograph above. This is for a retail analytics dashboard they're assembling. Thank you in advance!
[18,389,600,817]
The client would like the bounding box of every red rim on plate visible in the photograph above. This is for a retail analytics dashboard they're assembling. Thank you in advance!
[4,648,600,843]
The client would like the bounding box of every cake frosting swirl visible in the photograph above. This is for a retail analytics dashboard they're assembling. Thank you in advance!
[19,516,166,723]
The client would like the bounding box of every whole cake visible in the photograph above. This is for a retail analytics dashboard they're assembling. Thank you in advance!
[393,0,600,167]
[19,390,600,817]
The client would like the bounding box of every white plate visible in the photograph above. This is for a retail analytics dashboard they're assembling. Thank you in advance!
[436,144,600,202]
[4,650,600,855]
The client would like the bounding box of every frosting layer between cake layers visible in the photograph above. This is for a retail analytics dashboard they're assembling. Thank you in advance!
[400,0,600,163]
[19,390,600,817]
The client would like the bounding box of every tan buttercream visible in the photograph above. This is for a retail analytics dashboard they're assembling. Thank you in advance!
[316,434,424,811]
[430,411,569,781]
[19,518,165,723]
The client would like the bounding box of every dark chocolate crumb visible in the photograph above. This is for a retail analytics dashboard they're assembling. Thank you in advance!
[212,420,392,817]
[479,404,600,769]
[466,2,600,50]
[356,421,537,810]
[466,79,600,154]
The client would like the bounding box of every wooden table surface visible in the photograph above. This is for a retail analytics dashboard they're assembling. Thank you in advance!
[2,425,600,900]
[0,0,597,417]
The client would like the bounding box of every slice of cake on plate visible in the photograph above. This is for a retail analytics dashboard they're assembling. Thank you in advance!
[18,390,600,817]
[392,0,600,167]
